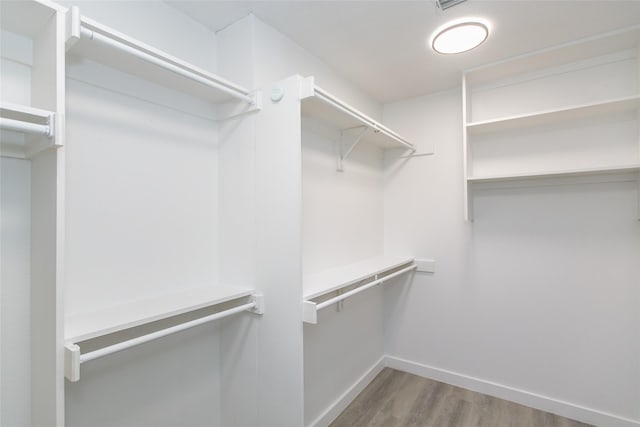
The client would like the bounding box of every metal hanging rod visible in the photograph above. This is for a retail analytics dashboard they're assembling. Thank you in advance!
[65,294,264,382]
[314,87,415,151]
[0,117,53,138]
[315,264,417,311]
[78,25,256,105]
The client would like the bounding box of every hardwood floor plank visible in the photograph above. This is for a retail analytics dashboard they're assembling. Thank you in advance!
[330,368,409,427]
[329,368,594,427]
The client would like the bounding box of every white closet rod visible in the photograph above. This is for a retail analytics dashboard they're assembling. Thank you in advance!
[316,264,417,311]
[79,300,257,364]
[79,26,255,105]
[0,117,52,137]
[314,87,415,151]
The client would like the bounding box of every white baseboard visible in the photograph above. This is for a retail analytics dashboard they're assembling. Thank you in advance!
[384,356,640,427]
[307,357,385,427]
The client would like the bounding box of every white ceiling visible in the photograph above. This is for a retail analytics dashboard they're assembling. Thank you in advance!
[167,0,640,103]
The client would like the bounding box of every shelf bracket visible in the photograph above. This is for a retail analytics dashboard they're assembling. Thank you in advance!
[247,293,265,315]
[217,91,263,122]
[336,289,344,312]
[337,125,369,172]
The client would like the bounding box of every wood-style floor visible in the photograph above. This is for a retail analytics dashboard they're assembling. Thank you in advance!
[330,368,594,427]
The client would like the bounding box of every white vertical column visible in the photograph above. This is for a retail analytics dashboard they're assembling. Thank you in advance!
[462,73,473,221]
[253,75,305,426]
[637,44,640,220]
[30,5,65,426]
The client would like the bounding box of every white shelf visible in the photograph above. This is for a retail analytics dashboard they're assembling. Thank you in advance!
[300,76,415,151]
[302,256,416,324]
[465,25,640,86]
[65,284,255,343]
[466,95,640,135]
[468,164,640,184]
[66,10,256,105]
[462,25,640,221]
[0,0,57,38]
[304,255,415,300]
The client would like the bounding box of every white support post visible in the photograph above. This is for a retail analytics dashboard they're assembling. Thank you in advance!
[462,73,474,221]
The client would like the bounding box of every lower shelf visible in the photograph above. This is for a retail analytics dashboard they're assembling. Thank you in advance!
[64,285,264,382]
[302,255,430,324]
[465,164,640,221]
[65,284,257,342]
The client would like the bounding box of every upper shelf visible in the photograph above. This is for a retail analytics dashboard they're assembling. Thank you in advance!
[0,0,58,38]
[300,76,415,151]
[65,7,258,106]
[466,95,640,135]
[65,284,255,343]
[465,25,640,86]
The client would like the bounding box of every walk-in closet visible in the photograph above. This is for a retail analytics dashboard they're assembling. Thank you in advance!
[1,1,639,426]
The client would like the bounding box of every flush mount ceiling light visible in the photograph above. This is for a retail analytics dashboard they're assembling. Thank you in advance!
[431,18,489,54]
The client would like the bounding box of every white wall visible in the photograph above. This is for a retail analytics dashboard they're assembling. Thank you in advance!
[302,122,386,426]
[63,61,222,427]
[1,158,32,427]
[302,122,385,275]
[382,88,640,426]
[216,14,382,121]
[0,22,32,427]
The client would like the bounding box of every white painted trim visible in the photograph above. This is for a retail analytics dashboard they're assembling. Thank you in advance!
[384,356,640,427]
[307,357,386,427]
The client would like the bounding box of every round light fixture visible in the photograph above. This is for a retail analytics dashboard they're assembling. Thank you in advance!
[431,18,489,54]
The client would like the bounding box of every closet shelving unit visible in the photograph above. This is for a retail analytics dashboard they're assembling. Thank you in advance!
[462,25,640,221]
[302,256,416,324]
[0,1,64,158]
[299,76,415,170]
[62,7,264,382]
[296,76,419,323]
